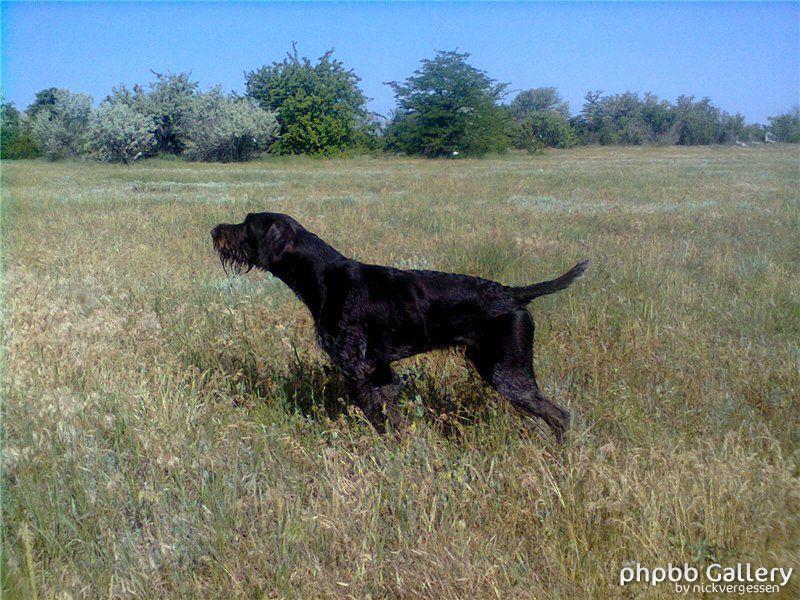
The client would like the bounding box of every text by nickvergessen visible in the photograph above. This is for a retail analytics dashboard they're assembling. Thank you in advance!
[618,562,793,594]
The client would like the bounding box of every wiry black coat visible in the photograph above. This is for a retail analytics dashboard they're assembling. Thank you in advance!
[212,212,589,440]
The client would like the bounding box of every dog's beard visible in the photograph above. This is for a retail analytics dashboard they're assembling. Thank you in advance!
[212,225,258,277]
[213,238,254,276]
[217,250,254,276]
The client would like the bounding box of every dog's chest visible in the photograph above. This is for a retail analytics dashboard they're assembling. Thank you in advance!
[316,331,337,356]
[316,329,368,362]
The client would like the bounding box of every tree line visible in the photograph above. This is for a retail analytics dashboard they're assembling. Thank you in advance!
[2,49,798,162]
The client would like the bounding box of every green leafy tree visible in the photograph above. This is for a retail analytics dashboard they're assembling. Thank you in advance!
[673,96,720,145]
[574,91,745,146]
[640,93,677,144]
[1,102,21,156]
[384,50,510,157]
[245,46,373,155]
[1,102,40,158]
[184,89,278,162]
[741,122,767,143]
[716,112,747,144]
[509,87,569,120]
[577,91,651,145]
[605,92,650,145]
[768,108,800,143]
[513,111,575,151]
[577,90,618,145]
[25,88,58,120]
[29,89,92,160]
[508,88,574,150]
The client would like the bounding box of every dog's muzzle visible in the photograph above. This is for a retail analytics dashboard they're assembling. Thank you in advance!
[211,224,253,274]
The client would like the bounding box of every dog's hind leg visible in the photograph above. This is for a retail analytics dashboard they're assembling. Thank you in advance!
[466,311,571,442]
[492,371,571,443]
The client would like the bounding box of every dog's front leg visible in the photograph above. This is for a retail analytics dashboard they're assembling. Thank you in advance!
[344,372,389,433]
[371,363,405,433]
[327,328,401,433]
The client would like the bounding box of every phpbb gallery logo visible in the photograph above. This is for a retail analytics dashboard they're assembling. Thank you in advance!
[618,562,793,595]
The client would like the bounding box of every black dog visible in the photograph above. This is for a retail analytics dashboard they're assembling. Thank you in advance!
[212,212,588,441]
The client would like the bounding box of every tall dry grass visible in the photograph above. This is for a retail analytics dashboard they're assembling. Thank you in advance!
[2,145,799,598]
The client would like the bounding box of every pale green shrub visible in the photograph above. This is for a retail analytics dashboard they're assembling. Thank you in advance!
[184,89,278,162]
[29,89,92,160]
[104,72,198,156]
[91,102,157,163]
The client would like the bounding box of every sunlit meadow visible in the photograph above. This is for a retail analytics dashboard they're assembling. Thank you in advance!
[2,145,799,598]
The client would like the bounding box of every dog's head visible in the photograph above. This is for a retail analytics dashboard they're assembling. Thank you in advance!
[211,212,299,274]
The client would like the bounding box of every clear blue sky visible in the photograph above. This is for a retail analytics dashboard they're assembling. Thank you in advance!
[2,1,798,122]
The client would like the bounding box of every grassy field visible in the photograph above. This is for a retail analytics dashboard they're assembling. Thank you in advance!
[2,145,799,598]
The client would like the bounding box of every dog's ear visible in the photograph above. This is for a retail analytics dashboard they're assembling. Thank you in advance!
[256,216,297,266]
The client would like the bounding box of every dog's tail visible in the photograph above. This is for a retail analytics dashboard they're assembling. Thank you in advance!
[510,259,590,304]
